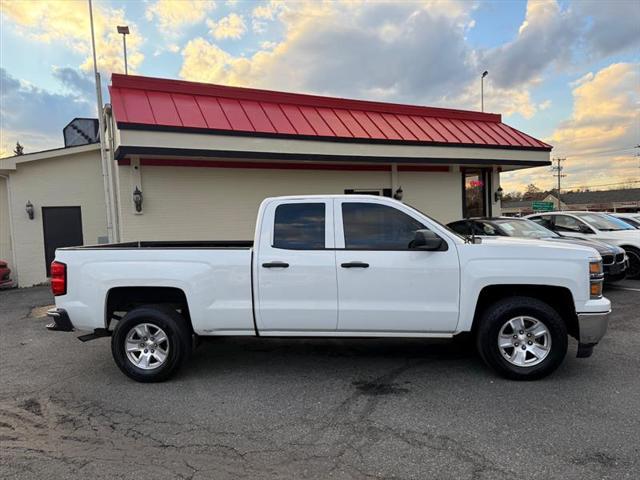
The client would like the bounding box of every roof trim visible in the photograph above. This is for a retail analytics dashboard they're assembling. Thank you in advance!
[0,143,100,170]
[111,73,502,123]
[114,145,552,167]
[117,122,552,152]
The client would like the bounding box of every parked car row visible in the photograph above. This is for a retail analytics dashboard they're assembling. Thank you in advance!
[448,211,639,280]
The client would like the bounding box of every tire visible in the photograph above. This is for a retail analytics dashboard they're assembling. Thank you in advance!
[623,246,640,279]
[111,305,192,382]
[476,296,568,380]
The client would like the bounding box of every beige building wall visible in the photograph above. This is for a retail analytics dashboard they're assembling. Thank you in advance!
[7,150,107,286]
[116,163,463,241]
[0,178,13,270]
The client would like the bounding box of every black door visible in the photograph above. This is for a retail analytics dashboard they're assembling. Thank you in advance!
[42,207,83,276]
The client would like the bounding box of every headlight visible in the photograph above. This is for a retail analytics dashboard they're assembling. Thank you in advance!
[589,258,604,299]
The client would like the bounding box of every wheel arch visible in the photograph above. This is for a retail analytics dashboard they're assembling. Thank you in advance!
[105,286,193,333]
[471,284,579,340]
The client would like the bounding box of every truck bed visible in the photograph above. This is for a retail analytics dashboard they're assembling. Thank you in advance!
[60,240,254,250]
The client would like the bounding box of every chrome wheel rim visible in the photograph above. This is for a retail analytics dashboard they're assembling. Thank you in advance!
[498,316,551,367]
[125,323,170,370]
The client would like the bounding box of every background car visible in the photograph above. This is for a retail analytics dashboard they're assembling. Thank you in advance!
[0,260,13,289]
[525,211,640,279]
[609,213,640,229]
[448,217,628,282]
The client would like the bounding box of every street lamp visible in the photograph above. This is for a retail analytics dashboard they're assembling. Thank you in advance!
[117,25,130,74]
[481,70,488,112]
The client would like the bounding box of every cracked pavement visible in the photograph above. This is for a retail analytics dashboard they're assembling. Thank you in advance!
[1,284,639,479]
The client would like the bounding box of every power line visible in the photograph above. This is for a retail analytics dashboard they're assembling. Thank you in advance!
[561,180,640,190]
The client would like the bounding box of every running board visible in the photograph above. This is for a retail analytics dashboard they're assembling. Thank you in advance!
[77,328,112,342]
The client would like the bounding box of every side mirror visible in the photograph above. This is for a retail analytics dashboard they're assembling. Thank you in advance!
[579,224,594,234]
[410,229,446,251]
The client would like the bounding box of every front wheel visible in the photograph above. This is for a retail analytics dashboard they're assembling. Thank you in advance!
[624,246,640,279]
[111,305,192,382]
[476,297,568,380]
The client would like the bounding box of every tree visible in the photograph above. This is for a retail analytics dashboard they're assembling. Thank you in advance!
[13,142,24,156]
[522,183,542,200]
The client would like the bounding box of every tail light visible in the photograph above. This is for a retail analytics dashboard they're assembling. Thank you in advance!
[51,261,67,296]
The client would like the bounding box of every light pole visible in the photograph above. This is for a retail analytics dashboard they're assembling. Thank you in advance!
[481,71,488,112]
[117,25,130,74]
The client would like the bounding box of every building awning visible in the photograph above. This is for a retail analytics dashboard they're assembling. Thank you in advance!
[110,74,551,152]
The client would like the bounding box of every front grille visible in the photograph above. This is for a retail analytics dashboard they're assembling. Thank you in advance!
[602,254,614,265]
[616,253,625,263]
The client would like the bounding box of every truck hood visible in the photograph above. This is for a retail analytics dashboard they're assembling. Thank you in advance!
[472,236,599,258]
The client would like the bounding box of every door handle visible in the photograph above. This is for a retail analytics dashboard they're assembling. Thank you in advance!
[262,261,290,268]
[340,261,369,268]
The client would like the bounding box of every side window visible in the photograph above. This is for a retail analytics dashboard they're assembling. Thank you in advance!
[530,215,554,230]
[449,221,471,235]
[273,203,325,249]
[478,222,498,235]
[554,215,582,233]
[342,203,426,249]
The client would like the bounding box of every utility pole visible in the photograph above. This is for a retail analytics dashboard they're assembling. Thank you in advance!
[89,0,114,242]
[551,157,566,211]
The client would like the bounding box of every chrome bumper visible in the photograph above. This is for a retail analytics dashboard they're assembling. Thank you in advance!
[577,310,610,345]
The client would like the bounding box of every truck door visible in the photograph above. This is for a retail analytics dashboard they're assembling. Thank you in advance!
[255,199,338,333]
[334,199,460,334]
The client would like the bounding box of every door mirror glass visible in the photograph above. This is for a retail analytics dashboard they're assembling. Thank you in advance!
[410,230,446,251]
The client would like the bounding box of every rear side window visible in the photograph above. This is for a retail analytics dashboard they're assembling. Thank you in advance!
[273,203,325,249]
[554,215,583,233]
[342,202,426,249]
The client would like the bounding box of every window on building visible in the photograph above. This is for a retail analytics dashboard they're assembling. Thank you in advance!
[342,202,426,249]
[273,203,325,249]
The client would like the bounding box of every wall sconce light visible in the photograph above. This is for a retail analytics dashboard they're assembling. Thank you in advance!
[494,186,504,202]
[133,186,143,213]
[393,187,404,201]
[25,200,34,220]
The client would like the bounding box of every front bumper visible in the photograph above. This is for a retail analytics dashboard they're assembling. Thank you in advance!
[577,310,610,345]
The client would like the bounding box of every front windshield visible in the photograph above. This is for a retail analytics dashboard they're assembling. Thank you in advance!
[574,212,634,231]
[494,219,560,238]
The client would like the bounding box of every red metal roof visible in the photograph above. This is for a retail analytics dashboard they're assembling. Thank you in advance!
[110,74,551,151]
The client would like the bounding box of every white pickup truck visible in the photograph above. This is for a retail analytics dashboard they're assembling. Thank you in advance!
[47,195,611,382]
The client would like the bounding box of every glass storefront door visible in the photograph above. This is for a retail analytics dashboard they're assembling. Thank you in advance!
[463,169,491,218]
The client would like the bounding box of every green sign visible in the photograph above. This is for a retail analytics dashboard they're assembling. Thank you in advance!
[532,201,555,212]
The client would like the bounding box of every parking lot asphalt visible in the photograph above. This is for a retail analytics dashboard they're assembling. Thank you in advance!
[1,283,639,479]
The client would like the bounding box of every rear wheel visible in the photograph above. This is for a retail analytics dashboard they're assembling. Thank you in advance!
[111,305,192,382]
[476,297,568,380]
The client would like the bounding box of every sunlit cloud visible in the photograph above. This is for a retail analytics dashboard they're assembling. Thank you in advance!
[207,13,246,40]
[502,62,640,192]
[1,0,144,74]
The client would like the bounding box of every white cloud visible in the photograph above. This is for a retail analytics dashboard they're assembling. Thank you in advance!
[145,0,216,32]
[1,0,144,74]
[207,13,246,40]
[502,63,640,191]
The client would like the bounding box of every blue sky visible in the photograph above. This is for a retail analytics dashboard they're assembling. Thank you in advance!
[1,0,638,191]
